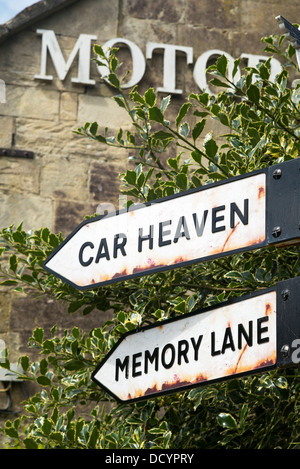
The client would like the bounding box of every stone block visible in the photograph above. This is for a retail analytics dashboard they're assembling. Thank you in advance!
[54,199,97,236]
[0,194,53,231]
[121,16,177,46]
[38,0,119,41]
[125,0,185,23]
[9,294,113,361]
[1,85,59,121]
[0,156,40,195]
[77,94,131,130]
[60,92,78,121]
[0,293,11,333]
[40,155,89,201]
[240,0,299,35]
[0,116,14,147]
[185,0,240,29]
[14,117,104,160]
[0,30,42,88]
[89,161,122,207]
[11,294,112,332]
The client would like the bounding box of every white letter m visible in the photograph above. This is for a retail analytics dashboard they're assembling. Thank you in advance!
[34,29,97,85]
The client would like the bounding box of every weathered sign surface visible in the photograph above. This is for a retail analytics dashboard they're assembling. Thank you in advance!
[43,158,300,289]
[92,276,300,402]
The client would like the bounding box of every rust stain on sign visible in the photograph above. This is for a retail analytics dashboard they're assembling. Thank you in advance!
[258,186,265,199]
[221,222,240,252]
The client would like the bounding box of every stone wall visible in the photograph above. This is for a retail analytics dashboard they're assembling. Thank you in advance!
[0,0,299,416]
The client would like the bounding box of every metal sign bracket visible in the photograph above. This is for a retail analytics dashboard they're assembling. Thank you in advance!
[276,276,300,368]
[267,159,300,247]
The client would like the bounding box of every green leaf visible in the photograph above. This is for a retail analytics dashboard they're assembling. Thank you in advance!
[41,227,50,242]
[20,355,29,372]
[40,358,48,375]
[208,172,226,181]
[110,56,118,73]
[131,91,145,105]
[192,120,206,142]
[64,359,86,371]
[72,327,80,339]
[149,106,164,123]
[232,58,241,78]
[216,55,228,76]
[12,231,25,244]
[117,311,126,323]
[217,413,238,430]
[151,130,174,143]
[124,170,137,185]
[5,426,19,438]
[217,112,229,126]
[36,376,51,386]
[68,301,84,314]
[42,419,52,436]
[179,122,189,137]
[83,305,95,315]
[94,44,105,57]
[107,73,120,89]
[90,122,99,136]
[114,96,126,108]
[265,85,278,97]
[127,416,144,425]
[247,84,260,105]
[275,376,288,389]
[144,88,156,107]
[224,270,243,281]
[51,432,63,445]
[95,134,107,144]
[187,295,198,312]
[258,63,270,80]
[161,95,171,112]
[176,173,188,190]
[176,103,191,127]
[191,150,203,165]
[205,138,218,158]
[88,427,99,448]
[0,279,18,287]
[167,157,179,171]
[210,77,230,88]
[49,234,60,248]
[32,327,44,344]
[174,300,186,313]
[24,438,38,449]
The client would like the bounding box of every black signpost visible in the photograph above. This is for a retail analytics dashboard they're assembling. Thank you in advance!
[276,15,300,67]
[276,15,300,47]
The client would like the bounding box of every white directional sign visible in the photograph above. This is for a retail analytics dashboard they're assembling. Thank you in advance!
[44,171,265,289]
[92,275,300,402]
[92,289,277,402]
[43,159,300,289]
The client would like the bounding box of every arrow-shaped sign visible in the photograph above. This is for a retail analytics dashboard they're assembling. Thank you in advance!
[92,276,300,402]
[276,15,300,67]
[43,159,300,290]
